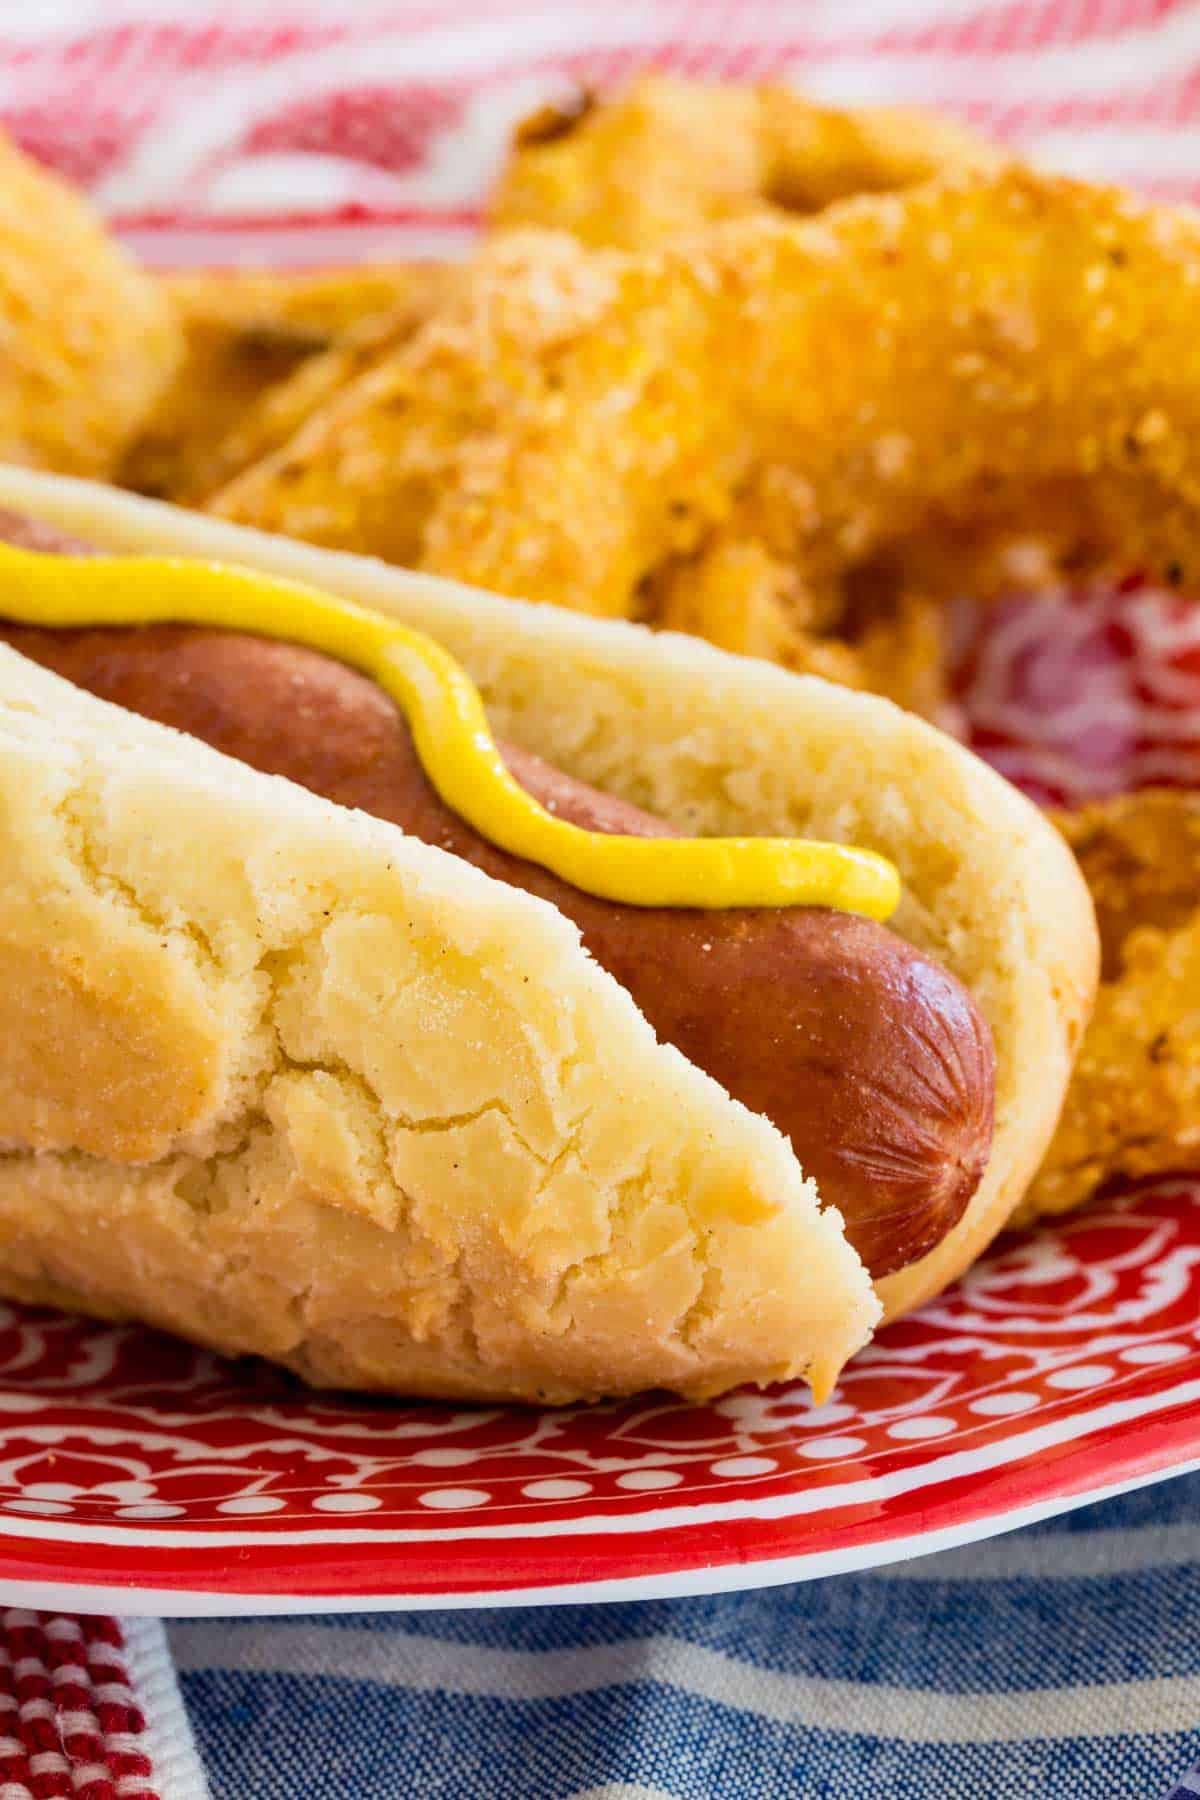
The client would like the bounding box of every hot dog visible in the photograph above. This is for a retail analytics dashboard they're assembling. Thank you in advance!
[0,470,1097,1404]
[0,599,994,1279]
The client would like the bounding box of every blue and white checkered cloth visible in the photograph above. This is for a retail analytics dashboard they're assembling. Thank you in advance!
[169,1470,1200,1798]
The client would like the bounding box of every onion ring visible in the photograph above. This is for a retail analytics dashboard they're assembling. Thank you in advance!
[123,264,448,504]
[1023,788,1200,1221]
[0,131,178,478]
[211,170,1200,632]
[491,74,1003,248]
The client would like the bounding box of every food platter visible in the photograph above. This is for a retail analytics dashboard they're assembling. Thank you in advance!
[2,570,1199,1614]
[0,1174,1194,1613]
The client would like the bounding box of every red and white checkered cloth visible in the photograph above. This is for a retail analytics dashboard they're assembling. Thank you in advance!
[0,1613,201,1800]
[7,0,1200,272]
[3,3,1200,1795]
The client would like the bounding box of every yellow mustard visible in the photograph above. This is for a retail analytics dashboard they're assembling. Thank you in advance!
[0,544,901,918]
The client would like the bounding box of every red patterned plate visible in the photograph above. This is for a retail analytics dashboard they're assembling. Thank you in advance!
[0,582,1198,1612]
[0,1178,1196,1612]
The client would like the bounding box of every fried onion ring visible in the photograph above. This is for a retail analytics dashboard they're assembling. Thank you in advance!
[211,171,1200,645]
[490,74,1003,248]
[122,263,447,503]
[1021,789,1200,1220]
[0,130,179,478]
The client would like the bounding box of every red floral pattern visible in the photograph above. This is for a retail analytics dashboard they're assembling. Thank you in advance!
[0,1176,1192,1602]
[956,582,1200,805]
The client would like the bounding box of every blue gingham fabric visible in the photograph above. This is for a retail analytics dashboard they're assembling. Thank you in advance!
[169,1470,1200,1798]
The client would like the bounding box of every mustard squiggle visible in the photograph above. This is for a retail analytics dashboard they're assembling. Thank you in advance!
[0,545,901,917]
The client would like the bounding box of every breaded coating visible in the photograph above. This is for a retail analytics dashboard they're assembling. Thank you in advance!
[1023,789,1200,1219]
[193,276,451,502]
[172,82,993,511]
[0,132,179,477]
[187,84,996,713]
[642,529,956,722]
[492,74,1002,248]
[121,263,446,502]
[210,173,1200,656]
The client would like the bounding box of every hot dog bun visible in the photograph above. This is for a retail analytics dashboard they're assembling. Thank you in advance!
[3,614,996,1282]
[1,632,875,1406]
[0,470,1097,1396]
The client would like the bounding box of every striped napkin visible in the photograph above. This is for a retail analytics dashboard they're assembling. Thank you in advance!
[166,1474,1200,1798]
[3,3,1200,1795]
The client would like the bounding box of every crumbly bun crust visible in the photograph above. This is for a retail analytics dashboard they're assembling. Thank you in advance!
[0,472,1097,1395]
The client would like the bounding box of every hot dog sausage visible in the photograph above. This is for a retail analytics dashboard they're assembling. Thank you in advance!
[0,520,994,1277]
